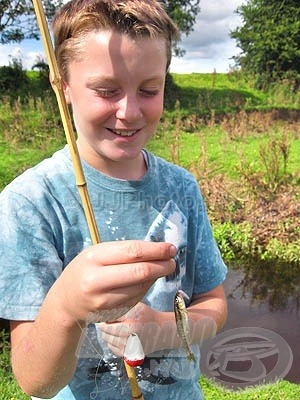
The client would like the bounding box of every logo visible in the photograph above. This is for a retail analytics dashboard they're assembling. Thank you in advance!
[200,327,293,389]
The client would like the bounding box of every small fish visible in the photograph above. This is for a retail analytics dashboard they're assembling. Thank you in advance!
[174,290,196,362]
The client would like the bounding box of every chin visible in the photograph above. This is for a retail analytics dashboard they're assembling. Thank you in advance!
[114,149,143,161]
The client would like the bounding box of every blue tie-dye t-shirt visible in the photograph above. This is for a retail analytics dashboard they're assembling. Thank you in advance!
[0,146,227,400]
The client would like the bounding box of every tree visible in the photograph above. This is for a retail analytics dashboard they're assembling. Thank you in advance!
[164,2,200,38]
[164,0,200,56]
[231,0,300,88]
[0,0,200,48]
[0,0,64,44]
[0,57,29,94]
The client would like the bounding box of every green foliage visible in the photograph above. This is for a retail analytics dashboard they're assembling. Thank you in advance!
[0,0,64,44]
[237,130,293,193]
[0,330,29,399]
[0,57,52,99]
[0,96,64,190]
[213,221,300,266]
[231,0,300,89]
[163,0,200,55]
[164,0,200,36]
[0,72,299,399]
[0,0,199,47]
[201,377,300,399]
[0,71,299,263]
[213,222,257,262]
[166,72,258,114]
[262,238,300,264]
[0,329,11,376]
[164,72,300,117]
[0,58,29,96]
[31,57,51,91]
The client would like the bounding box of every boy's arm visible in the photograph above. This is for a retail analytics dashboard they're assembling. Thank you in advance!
[10,240,176,398]
[100,284,227,356]
[10,316,82,399]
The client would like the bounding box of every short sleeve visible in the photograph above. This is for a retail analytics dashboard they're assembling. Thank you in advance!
[0,188,63,320]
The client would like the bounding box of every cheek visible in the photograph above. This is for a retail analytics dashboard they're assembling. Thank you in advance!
[78,100,116,123]
[146,98,164,123]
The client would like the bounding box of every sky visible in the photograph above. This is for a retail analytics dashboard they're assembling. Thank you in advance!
[0,0,245,74]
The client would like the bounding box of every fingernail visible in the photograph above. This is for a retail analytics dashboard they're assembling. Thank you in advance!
[170,258,176,270]
[169,245,177,257]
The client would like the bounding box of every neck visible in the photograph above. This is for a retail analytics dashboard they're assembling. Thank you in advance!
[82,151,147,180]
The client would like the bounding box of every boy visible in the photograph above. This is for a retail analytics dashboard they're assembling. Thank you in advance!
[0,0,227,399]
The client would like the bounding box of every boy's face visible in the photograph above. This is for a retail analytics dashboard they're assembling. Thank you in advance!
[63,31,167,177]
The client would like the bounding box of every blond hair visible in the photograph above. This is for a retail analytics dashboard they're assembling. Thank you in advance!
[53,0,179,81]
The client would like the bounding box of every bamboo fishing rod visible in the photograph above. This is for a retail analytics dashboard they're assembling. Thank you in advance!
[31,1,144,399]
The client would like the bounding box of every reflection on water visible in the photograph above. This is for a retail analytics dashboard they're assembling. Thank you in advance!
[229,259,300,312]
[223,262,300,384]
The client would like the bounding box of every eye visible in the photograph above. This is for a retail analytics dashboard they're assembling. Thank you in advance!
[139,88,160,98]
[95,89,119,98]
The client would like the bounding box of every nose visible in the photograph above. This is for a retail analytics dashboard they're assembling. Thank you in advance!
[115,95,143,122]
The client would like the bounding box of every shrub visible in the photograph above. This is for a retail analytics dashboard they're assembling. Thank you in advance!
[0,58,29,96]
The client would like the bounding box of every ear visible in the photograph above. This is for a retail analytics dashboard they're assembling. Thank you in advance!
[62,80,72,104]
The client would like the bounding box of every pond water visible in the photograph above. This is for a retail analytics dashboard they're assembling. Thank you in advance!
[201,266,300,388]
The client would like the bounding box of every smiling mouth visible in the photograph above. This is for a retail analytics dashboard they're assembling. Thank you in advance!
[109,129,138,137]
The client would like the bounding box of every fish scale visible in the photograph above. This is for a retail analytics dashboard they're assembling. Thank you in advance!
[174,290,196,362]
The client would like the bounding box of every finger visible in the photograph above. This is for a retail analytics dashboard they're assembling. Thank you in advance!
[105,342,124,358]
[87,306,132,323]
[93,303,142,324]
[94,259,176,290]
[86,289,145,322]
[84,240,177,266]
[100,322,130,337]
[101,330,127,355]
[117,303,144,320]
[101,322,144,341]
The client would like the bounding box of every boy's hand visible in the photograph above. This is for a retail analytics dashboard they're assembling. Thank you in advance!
[49,240,176,325]
[100,302,162,356]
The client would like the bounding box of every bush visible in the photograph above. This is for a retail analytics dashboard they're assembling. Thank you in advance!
[0,58,29,96]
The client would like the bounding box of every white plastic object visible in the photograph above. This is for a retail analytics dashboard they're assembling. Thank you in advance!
[124,333,145,367]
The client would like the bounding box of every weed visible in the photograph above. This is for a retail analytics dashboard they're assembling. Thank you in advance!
[236,130,293,195]
[201,377,300,400]
[0,330,11,376]
[0,71,300,400]
[169,100,181,165]
[1,96,64,151]
[213,222,257,262]
[262,238,300,264]
[259,133,290,191]
[266,80,300,109]
[0,330,29,400]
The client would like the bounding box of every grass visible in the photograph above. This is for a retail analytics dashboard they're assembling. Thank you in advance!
[0,96,65,189]
[0,330,28,400]
[167,73,265,115]
[0,72,299,398]
[0,140,62,189]
[200,377,300,399]
[147,117,300,181]
[167,72,300,114]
